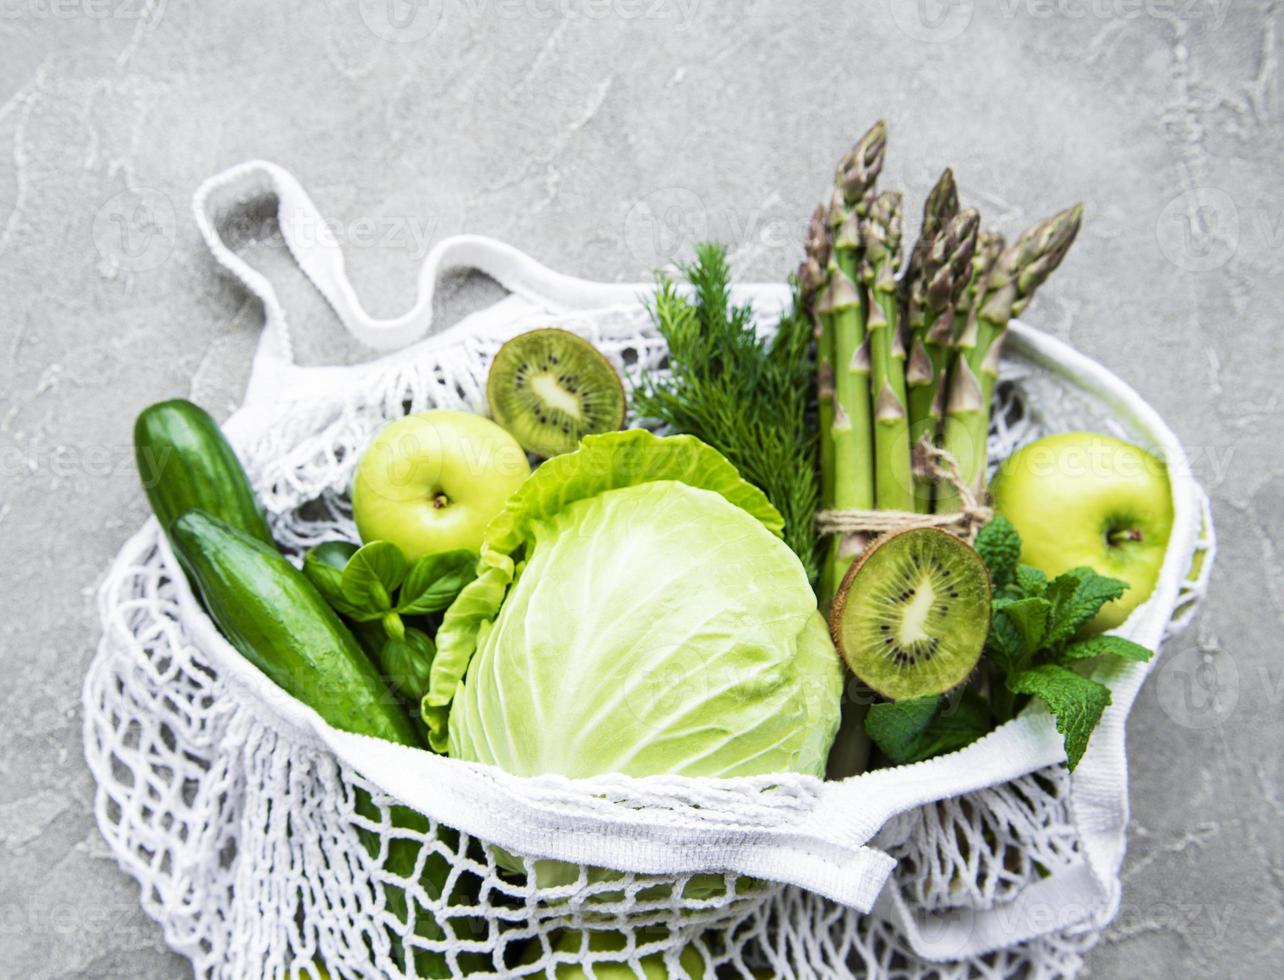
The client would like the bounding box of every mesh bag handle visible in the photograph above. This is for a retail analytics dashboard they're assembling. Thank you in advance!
[192,160,645,367]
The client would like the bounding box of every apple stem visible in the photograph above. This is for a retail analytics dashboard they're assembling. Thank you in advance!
[1108,528,1143,545]
[432,493,448,510]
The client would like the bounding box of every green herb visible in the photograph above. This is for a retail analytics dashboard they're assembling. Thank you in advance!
[632,243,821,584]
[302,540,478,700]
[341,541,408,613]
[379,626,438,701]
[397,550,477,615]
[865,689,993,766]
[864,515,1154,771]
[979,515,1153,769]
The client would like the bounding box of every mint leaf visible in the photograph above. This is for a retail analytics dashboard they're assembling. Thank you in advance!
[974,516,1022,590]
[865,696,941,764]
[302,542,365,618]
[1007,664,1112,770]
[1015,565,1048,597]
[865,693,992,765]
[341,541,408,615]
[1061,635,1153,664]
[398,550,478,615]
[985,612,1027,674]
[917,690,993,758]
[1045,569,1129,647]
[995,597,1051,655]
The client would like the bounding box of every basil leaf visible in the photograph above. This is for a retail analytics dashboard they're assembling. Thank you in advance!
[341,541,408,613]
[302,542,365,618]
[378,626,436,701]
[398,550,478,615]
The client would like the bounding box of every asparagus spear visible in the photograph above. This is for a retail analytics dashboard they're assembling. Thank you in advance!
[860,191,913,513]
[938,204,1084,510]
[822,123,888,779]
[800,205,834,508]
[834,120,887,209]
[932,229,1005,429]
[902,168,959,305]
[905,207,979,510]
[820,121,886,602]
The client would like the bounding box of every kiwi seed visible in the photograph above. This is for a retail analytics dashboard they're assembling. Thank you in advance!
[829,527,991,701]
[487,328,626,457]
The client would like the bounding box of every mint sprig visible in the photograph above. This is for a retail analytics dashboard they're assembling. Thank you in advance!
[979,515,1152,770]
[864,515,1155,772]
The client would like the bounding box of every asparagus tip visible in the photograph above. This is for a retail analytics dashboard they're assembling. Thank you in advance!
[835,120,889,207]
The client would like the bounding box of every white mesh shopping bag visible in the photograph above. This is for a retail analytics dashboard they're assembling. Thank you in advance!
[83,161,1216,979]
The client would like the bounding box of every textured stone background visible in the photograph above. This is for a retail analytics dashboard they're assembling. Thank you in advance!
[1,1,1279,977]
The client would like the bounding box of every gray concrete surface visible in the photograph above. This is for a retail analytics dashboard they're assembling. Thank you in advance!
[1,2,1279,977]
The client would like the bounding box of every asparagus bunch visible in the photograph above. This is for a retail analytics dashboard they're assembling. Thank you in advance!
[937,204,1084,510]
[808,121,1083,555]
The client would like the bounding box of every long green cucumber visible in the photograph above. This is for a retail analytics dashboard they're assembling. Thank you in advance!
[171,510,418,744]
[134,399,274,548]
[170,512,472,976]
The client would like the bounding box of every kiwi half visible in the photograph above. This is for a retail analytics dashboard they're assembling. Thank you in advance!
[487,328,626,457]
[830,528,991,700]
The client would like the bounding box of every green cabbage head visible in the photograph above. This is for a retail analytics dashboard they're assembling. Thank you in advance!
[424,430,842,780]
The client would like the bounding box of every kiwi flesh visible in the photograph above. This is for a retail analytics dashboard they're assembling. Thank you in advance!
[487,328,626,457]
[830,528,991,700]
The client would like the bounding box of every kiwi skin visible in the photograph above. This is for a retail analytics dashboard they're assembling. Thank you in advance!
[486,327,626,457]
[829,527,992,701]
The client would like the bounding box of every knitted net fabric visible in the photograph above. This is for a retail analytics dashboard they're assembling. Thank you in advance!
[84,301,1214,979]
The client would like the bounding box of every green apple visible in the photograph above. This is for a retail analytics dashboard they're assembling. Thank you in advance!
[990,431,1173,633]
[352,410,530,560]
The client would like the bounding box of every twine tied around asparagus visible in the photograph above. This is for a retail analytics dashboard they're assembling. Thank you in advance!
[814,440,993,543]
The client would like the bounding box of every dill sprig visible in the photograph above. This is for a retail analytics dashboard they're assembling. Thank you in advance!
[634,243,821,585]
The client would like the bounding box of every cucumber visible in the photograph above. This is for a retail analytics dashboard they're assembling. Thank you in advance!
[170,512,472,976]
[170,510,418,745]
[134,399,274,547]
